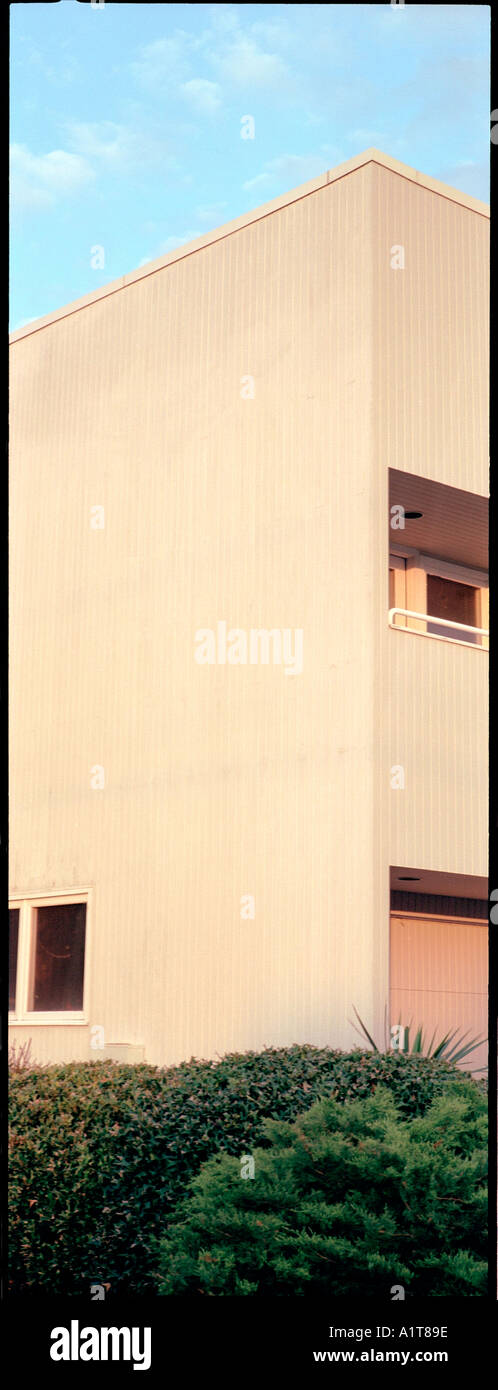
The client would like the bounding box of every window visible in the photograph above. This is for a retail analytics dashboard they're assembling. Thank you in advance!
[427,574,477,643]
[8,894,88,1022]
[9,908,19,1012]
[28,903,86,1011]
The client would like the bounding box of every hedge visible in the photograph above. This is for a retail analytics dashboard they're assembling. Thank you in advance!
[9,1045,485,1295]
[155,1082,488,1296]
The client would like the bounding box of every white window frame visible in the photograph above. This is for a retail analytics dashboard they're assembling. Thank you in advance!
[389,554,407,626]
[8,889,92,1025]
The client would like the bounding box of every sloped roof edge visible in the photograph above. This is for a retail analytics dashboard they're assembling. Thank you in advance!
[10,148,489,343]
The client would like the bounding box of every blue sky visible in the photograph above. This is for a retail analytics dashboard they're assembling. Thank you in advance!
[10,2,490,330]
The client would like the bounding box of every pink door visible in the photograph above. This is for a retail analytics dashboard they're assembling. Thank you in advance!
[390,913,487,1074]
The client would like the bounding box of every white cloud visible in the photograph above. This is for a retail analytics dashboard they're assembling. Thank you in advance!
[65,120,173,173]
[348,130,387,146]
[159,231,203,251]
[194,201,228,225]
[10,142,93,211]
[16,40,80,87]
[131,19,292,100]
[207,5,240,34]
[250,21,295,48]
[130,33,197,91]
[67,121,131,164]
[243,152,331,194]
[139,230,203,266]
[374,4,489,48]
[212,36,289,89]
[180,79,222,115]
[242,172,271,193]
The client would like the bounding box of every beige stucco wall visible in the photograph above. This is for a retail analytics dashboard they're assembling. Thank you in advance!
[9,153,488,1066]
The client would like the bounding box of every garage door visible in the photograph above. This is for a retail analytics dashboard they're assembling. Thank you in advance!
[390,913,487,1074]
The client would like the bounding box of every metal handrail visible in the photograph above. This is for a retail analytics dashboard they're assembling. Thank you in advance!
[388,608,489,646]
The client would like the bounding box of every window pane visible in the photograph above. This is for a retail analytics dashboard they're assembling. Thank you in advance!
[9,908,19,1011]
[427,574,477,643]
[29,903,86,1011]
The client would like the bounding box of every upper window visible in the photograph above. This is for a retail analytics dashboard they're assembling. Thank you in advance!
[8,895,88,1021]
[426,574,478,644]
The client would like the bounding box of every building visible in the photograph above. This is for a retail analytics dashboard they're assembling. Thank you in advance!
[9,148,489,1072]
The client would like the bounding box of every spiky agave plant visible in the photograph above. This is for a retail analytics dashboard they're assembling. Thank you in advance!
[350,1005,487,1072]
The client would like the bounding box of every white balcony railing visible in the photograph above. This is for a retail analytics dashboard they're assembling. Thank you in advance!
[388,608,489,649]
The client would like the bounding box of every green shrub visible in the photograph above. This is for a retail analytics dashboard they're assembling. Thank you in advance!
[155,1083,488,1296]
[8,1045,486,1295]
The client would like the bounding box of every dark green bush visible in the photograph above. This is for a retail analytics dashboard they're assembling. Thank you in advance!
[155,1083,488,1296]
[9,1045,485,1295]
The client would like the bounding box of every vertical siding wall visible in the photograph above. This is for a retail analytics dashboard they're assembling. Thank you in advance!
[371,165,489,881]
[372,164,489,495]
[10,165,384,1065]
[388,631,488,873]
